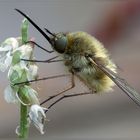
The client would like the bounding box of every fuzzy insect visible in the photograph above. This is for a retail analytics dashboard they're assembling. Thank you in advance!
[15,9,140,107]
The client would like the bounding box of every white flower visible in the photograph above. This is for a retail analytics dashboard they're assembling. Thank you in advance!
[4,39,39,106]
[0,38,19,72]
[21,85,40,105]
[11,43,38,81]
[29,104,48,134]
[13,44,33,60]
[4,84,40,105]
[8,64,28,85]
[0,51,12,72]
[4,85,18,103]
[27,64,38,80]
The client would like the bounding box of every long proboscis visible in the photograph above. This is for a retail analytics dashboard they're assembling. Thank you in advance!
[15,9,52,45]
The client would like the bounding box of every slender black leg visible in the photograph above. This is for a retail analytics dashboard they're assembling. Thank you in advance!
[13,74,70,86]
[40,73,75,105]
[45,91,93,113]
[25,41,54,53]
[21,56,64,63]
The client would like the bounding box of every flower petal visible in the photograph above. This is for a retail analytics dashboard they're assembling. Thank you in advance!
[8,65,28,84]
[4,85,18,103]
[0,45,12,52]
[0,62,7,72]
[29,104,47,134]
[1,38,19,50]
[15,126,20,136]
[0,55,12,72]
[5,52,12,66]
[0,38,20,72]
[13,44,33,60]
[27,87,39,105]
[27,64,38,80]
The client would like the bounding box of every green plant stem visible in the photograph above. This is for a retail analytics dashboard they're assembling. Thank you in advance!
[19,18,29,139]
[19,104,29,139]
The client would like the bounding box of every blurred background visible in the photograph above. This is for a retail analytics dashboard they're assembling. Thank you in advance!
[0,0,140,139]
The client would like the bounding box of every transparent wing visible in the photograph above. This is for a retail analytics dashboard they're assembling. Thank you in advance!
[88,57,140,107]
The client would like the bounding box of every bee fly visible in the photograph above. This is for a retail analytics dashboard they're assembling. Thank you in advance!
[15,9,140,109]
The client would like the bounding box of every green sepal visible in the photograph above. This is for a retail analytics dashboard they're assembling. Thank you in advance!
[9,65,28,85]
[18,86,31,104]
[18,85,39,105]
[12,51,21,65]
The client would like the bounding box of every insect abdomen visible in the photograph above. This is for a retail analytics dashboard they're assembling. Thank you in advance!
[64,32,117,93]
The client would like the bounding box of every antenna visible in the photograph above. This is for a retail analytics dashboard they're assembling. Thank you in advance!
[44,28,56,37]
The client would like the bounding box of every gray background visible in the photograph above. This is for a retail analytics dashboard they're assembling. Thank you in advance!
[0,0,140,139]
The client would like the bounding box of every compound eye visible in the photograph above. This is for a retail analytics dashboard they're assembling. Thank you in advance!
[54,35,67,53]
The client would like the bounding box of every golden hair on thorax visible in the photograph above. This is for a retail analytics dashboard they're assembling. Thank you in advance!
[65,31,117,92]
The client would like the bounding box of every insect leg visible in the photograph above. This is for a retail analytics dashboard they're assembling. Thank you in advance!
[45,91,93,113]
[13,74,70,86]
[46,59,64,63]
[21,56,64,63]
[21,56,59,63]
[40,73,75,105]
[25,41,54,53]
